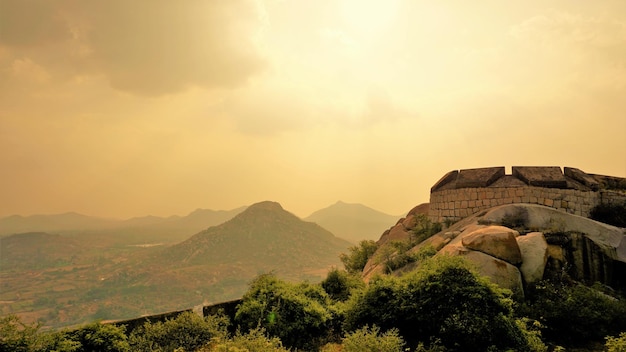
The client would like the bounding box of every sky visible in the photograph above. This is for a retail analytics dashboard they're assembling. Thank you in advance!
[1,0,625,219]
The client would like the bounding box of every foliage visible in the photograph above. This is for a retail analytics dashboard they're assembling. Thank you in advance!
[129,311,228,352]
[606,332,626,352]
[500,208,529,230]
[590,202,626,227]
[340,240,379,274]
[343,255,531,351]
[519,280,626,345]
[66,322,130,352]
[341,325,405,352]
[383,244,437,274]
[201,327,288,352]
[320,268,364,302]
[0,315,130,352]
[409,214,443,245]
[234,274,336,350]
[0,315,45,352]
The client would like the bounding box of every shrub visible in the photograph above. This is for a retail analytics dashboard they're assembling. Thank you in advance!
[340,240,379,274]
[519,280,626,346]
[234,274,335,350]
[65,322,130,352]
[0,315,44,352]
[320,268,364,302]
[410,214,442,245]
[343,255,531,351]
[341,325,405,352]
[606,332,626,352]
[590,203,626,227]
[201,327,288,352]
[129,311,227,352]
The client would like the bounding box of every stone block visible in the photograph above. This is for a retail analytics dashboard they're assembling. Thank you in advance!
[512,166,568,188]
[431,170,459,192]
[564,167,600,191]
[456,167,505,188]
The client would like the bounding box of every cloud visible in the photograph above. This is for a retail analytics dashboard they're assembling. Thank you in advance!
[0,0,266,96]
[212,83,416,136]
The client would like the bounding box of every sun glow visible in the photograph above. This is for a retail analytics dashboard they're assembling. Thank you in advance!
[339,0,400,38]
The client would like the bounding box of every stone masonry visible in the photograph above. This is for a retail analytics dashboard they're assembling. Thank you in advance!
[429,166,626,223]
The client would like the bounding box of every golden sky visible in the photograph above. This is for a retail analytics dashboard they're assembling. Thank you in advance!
[1,0,625,219]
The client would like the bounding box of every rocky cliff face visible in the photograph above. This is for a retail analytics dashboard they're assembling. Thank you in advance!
[365,203,626,297]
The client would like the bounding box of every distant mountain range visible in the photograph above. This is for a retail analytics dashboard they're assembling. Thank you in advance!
[0,207,247,243]
[0,201,354,328]
[0,201,401,244]
[305,201,401,243]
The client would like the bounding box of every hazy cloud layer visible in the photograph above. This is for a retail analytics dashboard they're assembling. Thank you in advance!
[0,0,265,96]
[1,0,625,218]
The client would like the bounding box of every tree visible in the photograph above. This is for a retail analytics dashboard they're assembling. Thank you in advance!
[67,322,130,352]
[0,315,43,352]
[343,255,532,351]
[129,311,227,352]
[234,274,335,350]
[320,268,364,302]
[340,240,378,274]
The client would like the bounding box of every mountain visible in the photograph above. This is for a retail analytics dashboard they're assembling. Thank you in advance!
[162,201,351,274]
[0,207,246,243]
[0,232,84,271]
[0,201,352,328]
[0,213,115,236]
[304,201,401,243]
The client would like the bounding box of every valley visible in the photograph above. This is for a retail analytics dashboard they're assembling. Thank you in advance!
[0,201,383,329]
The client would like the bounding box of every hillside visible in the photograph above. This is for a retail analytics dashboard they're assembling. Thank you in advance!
[0,232,84,271]
[162,201,351,272]
[0,201,351,329]
[0,207,246,244]
[304,201,401,243]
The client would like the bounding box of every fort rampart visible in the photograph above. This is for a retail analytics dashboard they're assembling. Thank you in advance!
[428,166,626,223]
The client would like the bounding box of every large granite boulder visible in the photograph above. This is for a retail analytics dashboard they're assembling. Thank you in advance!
[439,243,524,298]
[461,226,522,265]
[516,232,549,284]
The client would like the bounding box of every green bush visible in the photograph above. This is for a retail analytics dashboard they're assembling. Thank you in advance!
[201,327,288,352]
[519,280,626,345]
[0,315,45,352]
[343,255,531,351]
[606,332,626,352]
[320,268,364,302]
[409,214,442,245]
[129,311,227,352]
[66,322,130,352]
[234,274,336,350]
[340,240,379,274]
[341,325,405,352]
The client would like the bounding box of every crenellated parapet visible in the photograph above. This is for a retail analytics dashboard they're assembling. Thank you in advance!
[429,166,626,223]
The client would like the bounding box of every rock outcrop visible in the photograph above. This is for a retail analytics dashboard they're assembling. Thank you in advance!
[364,203,626,297]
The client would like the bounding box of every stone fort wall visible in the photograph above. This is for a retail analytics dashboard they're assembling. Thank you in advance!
[428,166,626,223]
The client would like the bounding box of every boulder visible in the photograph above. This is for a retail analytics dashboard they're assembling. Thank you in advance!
[402,214,417,230]
[438,243,524,298]
[461,226,522,265]
[377,223,411,246]
[516,232,548,284]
